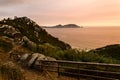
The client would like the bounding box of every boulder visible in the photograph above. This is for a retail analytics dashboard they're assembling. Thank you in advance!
[35,54,46,65]
[15,52,57,70]
[44,56,57,67]
[28,53,39,67]
[23,36,37,51]
[19,53,30,62]
[45,56,56,61]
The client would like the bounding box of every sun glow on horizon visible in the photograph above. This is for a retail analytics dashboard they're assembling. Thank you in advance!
[0,0,120,26]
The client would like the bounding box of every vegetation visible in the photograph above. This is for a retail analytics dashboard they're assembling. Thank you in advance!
[0,38,13,52]
[40,46,120,64]
[92,44,120,60]
[0,62,25,80]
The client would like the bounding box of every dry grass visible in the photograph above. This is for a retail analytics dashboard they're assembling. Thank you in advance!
[23,67,86,80]
[0,51,9,63]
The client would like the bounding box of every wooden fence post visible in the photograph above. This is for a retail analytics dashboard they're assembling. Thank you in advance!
[78,64,80,80]
[58,62,60,77]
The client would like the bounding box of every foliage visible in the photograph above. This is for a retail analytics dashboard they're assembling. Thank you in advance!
[92,44,120,60]
[78,51,120,64]
[38,45,120,64]
[38,43,59,56]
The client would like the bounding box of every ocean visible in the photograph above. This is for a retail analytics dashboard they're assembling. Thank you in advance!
[45,27,120,49]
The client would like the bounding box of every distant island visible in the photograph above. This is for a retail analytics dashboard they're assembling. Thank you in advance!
[42,24,83,28]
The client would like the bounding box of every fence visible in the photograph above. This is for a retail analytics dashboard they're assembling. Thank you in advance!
[37,60,120,80]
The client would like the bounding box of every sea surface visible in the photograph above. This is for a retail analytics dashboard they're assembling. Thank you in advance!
[44,27,120,49]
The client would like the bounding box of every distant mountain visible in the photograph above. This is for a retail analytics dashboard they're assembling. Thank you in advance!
[43,24,82,28]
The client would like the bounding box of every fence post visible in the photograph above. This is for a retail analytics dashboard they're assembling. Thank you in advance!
[40,60,43,72]
[78,64,80,80]
[58,62,60,77]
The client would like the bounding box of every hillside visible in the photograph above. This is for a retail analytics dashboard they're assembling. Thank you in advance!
[92,44,120,60]
[0,17,71,50]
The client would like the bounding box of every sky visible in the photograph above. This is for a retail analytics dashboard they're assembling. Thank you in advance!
[0,0,120,26]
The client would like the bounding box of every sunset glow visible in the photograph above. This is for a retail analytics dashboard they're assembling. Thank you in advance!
[0,0,120,26]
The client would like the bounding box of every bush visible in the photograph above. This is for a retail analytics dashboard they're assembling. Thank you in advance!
[52,49,120,64]
[38,43,59,56]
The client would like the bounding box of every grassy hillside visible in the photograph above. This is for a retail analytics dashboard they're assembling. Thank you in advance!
[92,44,120,60]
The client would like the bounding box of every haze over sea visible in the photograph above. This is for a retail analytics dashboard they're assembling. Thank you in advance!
[45,27,120,49]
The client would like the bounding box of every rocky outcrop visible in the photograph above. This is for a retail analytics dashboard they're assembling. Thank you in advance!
[18,53,56,69]
[0,25,20,37]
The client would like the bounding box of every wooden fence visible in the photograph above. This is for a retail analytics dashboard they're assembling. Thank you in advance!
[37,60,120,80]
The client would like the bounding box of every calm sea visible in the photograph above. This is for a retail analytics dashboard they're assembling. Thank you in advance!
[45,27,120,49]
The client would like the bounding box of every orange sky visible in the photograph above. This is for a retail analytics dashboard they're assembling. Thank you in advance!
[0,0,120,26]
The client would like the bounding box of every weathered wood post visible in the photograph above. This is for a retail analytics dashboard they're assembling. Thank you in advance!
[78,63,80,80]
[57,62,60,77]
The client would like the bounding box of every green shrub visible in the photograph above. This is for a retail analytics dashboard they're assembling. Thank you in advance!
[93,44,120,60]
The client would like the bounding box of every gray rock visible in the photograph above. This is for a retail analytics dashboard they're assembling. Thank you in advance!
[28,53,39,67]
[34,54,46,66]
[16,52,57,70]
[20,53,30,62]
[44,56,57,66]
[23,36,37,51]
[45,56,56,61]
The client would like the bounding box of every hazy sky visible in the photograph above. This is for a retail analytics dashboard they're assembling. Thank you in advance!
[0,0,120,26]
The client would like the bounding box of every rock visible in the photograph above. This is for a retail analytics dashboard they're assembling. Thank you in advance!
[15,52,57,70]
[23,36,37,51]
[38,54,46,60]
[28,53,39,67]
[20,53,30,62]
[23,36,29,41]
[44,56,57,66]
[34,54,46,66]
[45,56,56,61]
[3,25,19,37]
